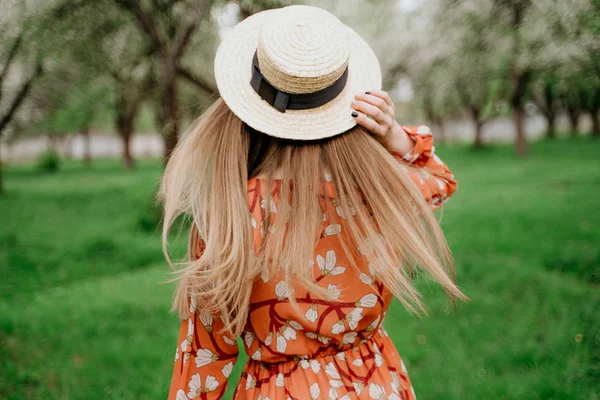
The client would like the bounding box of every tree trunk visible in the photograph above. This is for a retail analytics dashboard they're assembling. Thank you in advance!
[122,131,134,169]
[545,113,556,139]
[470,107,484,149]
[0,145,3,196]
[82,126,92,167]
[434,116,446,143]
[567,108,580,137]
[118,113,135,170]
[474,122,484,149]
[511,70,530,156]
[160,62,180,165]
[543,83,557,139]
[592,112,599,138]
[514,106,528,155]
[510,4,529,156]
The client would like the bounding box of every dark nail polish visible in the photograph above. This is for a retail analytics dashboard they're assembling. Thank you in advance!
[351,111,358,117]
[365,91,371,94]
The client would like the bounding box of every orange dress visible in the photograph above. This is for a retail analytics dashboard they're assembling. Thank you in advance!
[168,126,457,400]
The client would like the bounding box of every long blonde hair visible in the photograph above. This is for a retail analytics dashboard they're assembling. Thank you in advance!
[159,98,466,337]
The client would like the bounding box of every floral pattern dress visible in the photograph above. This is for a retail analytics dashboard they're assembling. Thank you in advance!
[168,125,457,400]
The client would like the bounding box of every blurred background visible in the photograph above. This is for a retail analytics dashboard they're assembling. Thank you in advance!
[0,0,598,399]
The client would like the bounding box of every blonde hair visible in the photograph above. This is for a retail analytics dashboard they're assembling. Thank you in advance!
[158,98,466,337]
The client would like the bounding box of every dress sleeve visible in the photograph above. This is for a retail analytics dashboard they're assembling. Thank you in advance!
[167,228,240,400]
[390,125,458,211]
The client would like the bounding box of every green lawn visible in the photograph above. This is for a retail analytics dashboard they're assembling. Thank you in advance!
[1,138,599,400]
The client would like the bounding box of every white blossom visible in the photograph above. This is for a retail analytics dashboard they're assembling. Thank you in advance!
[323,224,342,237]
[342,331,357,344]
[368,382,386,399]
[305,304,318,322]
[310,383,320,400]
[251,348,261,361]
[195,348,218,368]
[345,308,364,330]
[276,373,285,386]
[316,250,346,276]
[327,284,341,300]
[331,319,346,334]
[275,281,289,300]
[356,293,377,308]
[176,389,187,400]
[244,331,254,348]
[222,362,233,378]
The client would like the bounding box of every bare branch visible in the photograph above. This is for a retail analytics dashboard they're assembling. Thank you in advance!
[0,30,24,86]
[177,65,216,94]
[0,60,44,135]
[113,0,164,55]
[173,0,207,61]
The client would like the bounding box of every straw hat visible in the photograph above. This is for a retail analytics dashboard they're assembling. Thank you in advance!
[214,5,382,140]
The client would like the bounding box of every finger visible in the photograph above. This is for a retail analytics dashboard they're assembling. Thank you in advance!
[352,111,386,138]
[354,93,389,111]
[363,90,394,107]
[351,100,391,126]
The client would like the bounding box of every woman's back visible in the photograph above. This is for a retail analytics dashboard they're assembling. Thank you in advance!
[163,6,465,399]
[168,126,457,400]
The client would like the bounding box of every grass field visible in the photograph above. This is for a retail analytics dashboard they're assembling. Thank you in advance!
[1,138,599,400]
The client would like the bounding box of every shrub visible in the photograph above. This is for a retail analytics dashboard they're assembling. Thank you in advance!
[37,150,60,172]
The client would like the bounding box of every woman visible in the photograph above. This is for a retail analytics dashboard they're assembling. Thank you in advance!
[160,5,466,400]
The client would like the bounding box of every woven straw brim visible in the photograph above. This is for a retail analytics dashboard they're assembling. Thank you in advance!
[214,9,382,141]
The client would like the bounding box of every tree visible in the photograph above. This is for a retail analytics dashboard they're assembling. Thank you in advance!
[447,7,501,148]
[533,0,599,138]
[531,70,561,139]
[0,16,45,194]
[113,0,218,163]
[111,67,150,170]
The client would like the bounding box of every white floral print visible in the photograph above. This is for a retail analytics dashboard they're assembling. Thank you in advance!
[276,372,285,386]
[195,348,218,368]
[353,382,365,396]
[221,362,233,378]
[300,359,321,373]
[187,373,218,398]
[251,348,261,361]
[331,319,346,334]
[244,331,255,348]
[317,250,346,277]
[369,382,388,399]
[323,223,342,237]
[366,315,381,332]
[327,284,341,300]
[245,374,256,390]
[275,281,289,300]
[416,125,432,135]
[276,323,297,352]
[306,331,332,344]
[356,293,377,307]
[222,335,236,346]
[264,332,273,346]
[325,362,344,388]
[345,308,364,330]
[310,382,320,400]
[260,198,277,213]
[305,304,319,322]
[359,263,377,284]
[342,331,357,344]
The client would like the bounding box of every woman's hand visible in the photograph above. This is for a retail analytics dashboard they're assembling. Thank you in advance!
[351,90,415,156]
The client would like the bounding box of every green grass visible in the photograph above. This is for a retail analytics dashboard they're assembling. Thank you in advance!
[1,138,599,400]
